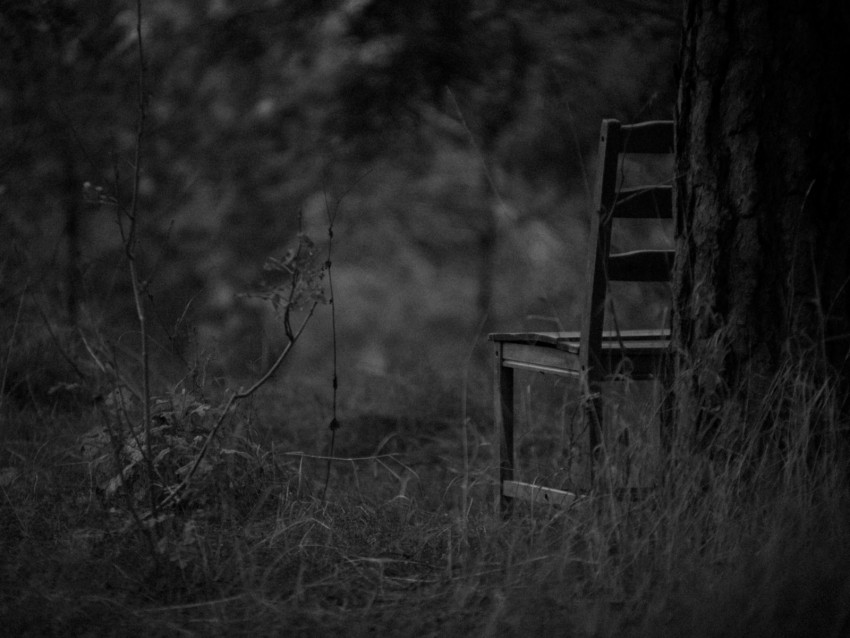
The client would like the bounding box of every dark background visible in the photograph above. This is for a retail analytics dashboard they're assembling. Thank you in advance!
[1,0,678,388]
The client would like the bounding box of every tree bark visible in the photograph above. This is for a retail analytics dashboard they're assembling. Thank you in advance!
[674,0,850,432]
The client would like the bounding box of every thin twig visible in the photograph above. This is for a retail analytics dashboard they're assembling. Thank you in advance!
[160,302,319,507]
[321,190,339,502]
[125,0,156,521]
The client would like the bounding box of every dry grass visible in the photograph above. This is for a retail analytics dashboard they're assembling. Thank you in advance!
[2,328,849,637]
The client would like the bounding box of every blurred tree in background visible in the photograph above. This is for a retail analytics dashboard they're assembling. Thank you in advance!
[1,0,678,387]
[1,0,136,325]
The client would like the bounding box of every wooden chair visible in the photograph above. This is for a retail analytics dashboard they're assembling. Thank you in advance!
[489,119,674,514]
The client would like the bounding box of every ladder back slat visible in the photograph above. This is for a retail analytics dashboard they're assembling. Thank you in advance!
[619,120,674,154]
[613,185,673,219]
[607,249,674,282]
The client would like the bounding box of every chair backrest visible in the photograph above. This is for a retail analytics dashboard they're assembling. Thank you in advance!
[579,119,675,378]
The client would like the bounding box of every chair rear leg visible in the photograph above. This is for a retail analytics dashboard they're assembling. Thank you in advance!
[585,380,603,484]
[494,344,515,517]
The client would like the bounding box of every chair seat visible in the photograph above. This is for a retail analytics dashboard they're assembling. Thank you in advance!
[489,329,670,378]
[490,328,670,349]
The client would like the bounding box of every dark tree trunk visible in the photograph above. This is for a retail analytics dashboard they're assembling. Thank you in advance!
[674,1,850,431]
[62,140,82,327]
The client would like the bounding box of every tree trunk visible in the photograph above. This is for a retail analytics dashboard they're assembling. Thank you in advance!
[674,0,850,433]
[62,139,82,327]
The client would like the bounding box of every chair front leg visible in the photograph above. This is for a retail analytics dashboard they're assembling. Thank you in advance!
[494,343,515,517]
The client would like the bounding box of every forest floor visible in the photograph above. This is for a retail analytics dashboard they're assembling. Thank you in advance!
[2,364,849,637]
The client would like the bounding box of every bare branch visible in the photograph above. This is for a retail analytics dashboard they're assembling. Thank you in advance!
[159,301,319,508]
